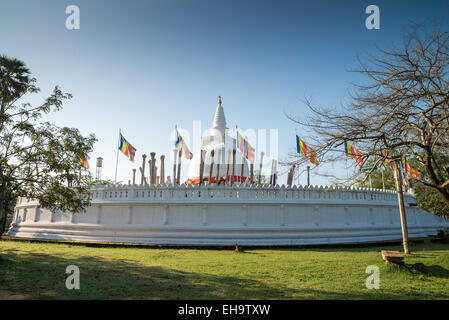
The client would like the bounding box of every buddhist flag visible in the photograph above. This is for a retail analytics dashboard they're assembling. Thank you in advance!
[237,131,255,164]
[119,133,136,162]
[80,157,89,170]
[344,141,364,168]
[402,158,421,180]
[296,135,318,166]
[175,129,193,160]
[381,150,394,170]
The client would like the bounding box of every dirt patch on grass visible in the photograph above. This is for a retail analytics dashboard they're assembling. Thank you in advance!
[0,290,29,300]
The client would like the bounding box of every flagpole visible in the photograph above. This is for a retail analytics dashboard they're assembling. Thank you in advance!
[114,128,121,183]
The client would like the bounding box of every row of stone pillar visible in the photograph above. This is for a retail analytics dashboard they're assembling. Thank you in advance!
[129,152,167,185]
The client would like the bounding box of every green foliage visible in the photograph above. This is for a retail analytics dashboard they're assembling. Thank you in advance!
[414,183,449,219]
[0,55,97,234]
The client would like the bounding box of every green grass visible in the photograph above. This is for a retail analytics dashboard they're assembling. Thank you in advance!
[1,240,449,299]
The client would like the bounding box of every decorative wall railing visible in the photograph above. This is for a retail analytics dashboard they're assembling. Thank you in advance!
[16,184,414,206]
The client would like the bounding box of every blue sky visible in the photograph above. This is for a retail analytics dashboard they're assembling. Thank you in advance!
[1,0,448,185]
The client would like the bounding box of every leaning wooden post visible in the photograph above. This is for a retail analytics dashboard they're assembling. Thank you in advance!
[173,149,178,185]
[132,168,136,185]
[258,152,264,185]
[393,159,410,255]
[160,155,165,184]
[176,150,182,185]
[225,150,231,185]
[209,150,215,184]
[231,149,236,186]
[199,150,205,185]
[215,149,221,185]
[141,154,147,185]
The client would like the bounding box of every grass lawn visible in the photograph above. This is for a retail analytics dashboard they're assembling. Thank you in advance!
[1,240,449,299]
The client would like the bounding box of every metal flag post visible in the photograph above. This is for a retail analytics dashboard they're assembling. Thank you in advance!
[114,128,121,183]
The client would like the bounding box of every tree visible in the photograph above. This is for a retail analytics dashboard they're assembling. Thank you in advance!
[0,55,96,236]
[287,23,449,207]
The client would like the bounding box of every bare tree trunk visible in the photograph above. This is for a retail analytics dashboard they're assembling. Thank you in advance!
[393,160,410,255]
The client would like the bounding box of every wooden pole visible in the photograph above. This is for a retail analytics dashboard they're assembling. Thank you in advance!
[307,165,310,186]
[240,154,245,184]
[173,149,178,185]
[215,149,221,185]
[258,152,264,185]
[132,168,136,185]
[273,160,278,185]
[209,150,215,184]
[250,163,254,184]
[150,152,156,185]
[393,159,410,255]
[231,149,236,186]
[199,150,205,185]
[225,150,231,185]
[148,159,152,184]
[160,155,165,184]
[176,150,182,185]
[141,154,147,185]
[269,159,274,185]
[139,167,147,185]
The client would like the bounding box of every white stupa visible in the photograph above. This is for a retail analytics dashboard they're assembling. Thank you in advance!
[187,97,250,184]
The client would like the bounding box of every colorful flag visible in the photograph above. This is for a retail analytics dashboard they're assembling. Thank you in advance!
[401,158,421,180]
[119,133,137,162]
[80,157,89,170]
[296,135,318,166]
[237,131,255,164]
[344,141,364,168]
[381,150,394,170]
[175,129,193,160]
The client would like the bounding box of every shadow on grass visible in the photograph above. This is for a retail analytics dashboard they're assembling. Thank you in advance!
[1,249,446,300]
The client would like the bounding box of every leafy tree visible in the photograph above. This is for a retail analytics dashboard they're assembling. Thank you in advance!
[288,23,449,207]
[0,55,96,235]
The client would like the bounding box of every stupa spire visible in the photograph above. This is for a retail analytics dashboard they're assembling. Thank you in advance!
[212,96,227,132]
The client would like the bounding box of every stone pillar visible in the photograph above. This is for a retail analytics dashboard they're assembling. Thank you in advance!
[160,155,165,184]
[141,154,147,185]
[240,154,245,184]
[215,149,221,185]
[225,150,231,185]
[258,152,264,185]
[150,152,156,185]
[176,150,182,185]
[199,150,205,185]
[209,150,215,184]
[173,149,178,185]
[231,149,236,186]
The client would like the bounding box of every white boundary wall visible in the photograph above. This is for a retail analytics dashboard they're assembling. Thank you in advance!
[7,184,449,246]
